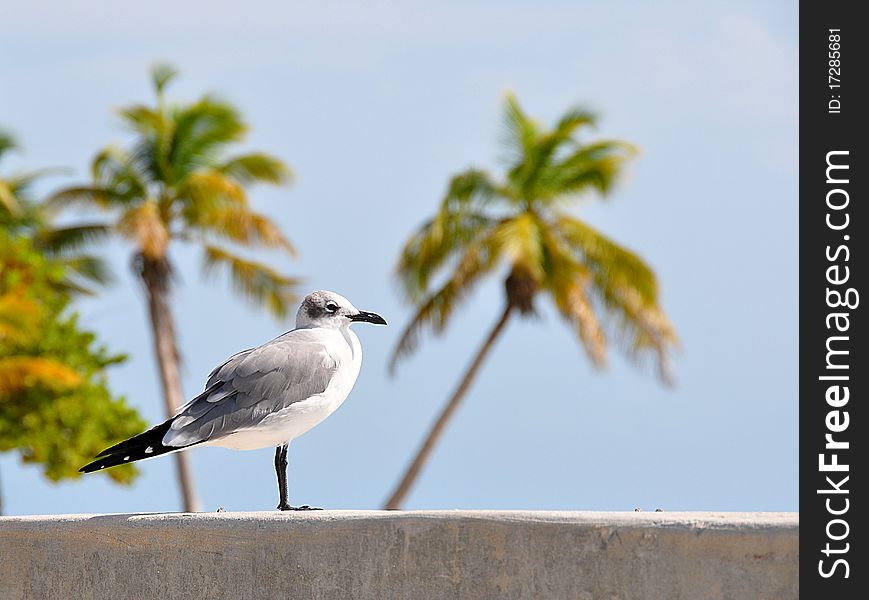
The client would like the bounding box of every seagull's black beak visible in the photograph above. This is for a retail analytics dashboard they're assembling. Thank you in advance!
[349,311,387,325]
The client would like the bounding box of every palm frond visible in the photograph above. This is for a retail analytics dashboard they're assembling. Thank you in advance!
[0,130,18,159]
[177,169,248,225]
[197,205,296,254]
[555,213,677,382]
[553,106,598,138]
[201,245,300,319]
[537,220,607,366]
[118,105,164,137]
[0,180,19,214]
[501,93,538,159]
[92,146,148,198]
[596,284,679,384]
[561,281,608,367]
[218,153,292,186]
[0,132,54,217]
[391,230,504,371]
[539,141,636,200]
[398,169,503,299]
[508,106,603,201]
[398,210,495,301]
[129,135,169,185]
[168,98,246,178]
[555,213,658,303]
[58,254,114,291]
[33,224,113,256]
[4,168,69,199]
[443,169,501,209]
[151,63,179,97]
[117,100,171,184]
[46,186,136,212]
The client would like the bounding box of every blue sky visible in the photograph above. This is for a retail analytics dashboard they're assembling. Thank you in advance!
[0,0,797,514]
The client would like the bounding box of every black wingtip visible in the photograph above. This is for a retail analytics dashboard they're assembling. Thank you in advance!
[94,420,173,458]
[80,440,185,473]
[80,455,122,473]
[79,460,105,474]
[80,419,181,473]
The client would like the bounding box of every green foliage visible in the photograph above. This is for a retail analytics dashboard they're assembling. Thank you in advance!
[0,232,146,483]
[393,94,678,382]
[48,64,297,317]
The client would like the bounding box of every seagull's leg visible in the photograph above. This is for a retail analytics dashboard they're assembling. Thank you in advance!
[275,444,291,511]
[275,443,323,511]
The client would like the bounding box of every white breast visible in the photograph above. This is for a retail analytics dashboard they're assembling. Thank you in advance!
[211,327,363,451]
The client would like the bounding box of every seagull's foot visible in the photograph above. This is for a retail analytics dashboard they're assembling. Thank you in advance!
[277,503,323,511]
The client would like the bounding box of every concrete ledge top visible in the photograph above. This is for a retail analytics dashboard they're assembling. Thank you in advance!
[1,509,799,529]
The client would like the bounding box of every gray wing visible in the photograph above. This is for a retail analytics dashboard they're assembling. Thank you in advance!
[163,330,339,447]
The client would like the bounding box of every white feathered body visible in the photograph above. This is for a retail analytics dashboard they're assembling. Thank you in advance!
[214,327,361,450]
[165,326,363,451]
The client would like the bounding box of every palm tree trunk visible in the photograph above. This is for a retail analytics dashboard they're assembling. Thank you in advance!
[140,258,201,513]
[383,303,514,510]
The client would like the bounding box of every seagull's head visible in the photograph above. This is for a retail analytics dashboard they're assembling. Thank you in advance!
[296,290,387,330]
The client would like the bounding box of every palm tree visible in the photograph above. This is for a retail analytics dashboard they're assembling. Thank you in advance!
[384,95,679,509]
[49,65,297,512]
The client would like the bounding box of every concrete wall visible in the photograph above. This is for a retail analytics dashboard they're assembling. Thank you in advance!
[0,511,797,600]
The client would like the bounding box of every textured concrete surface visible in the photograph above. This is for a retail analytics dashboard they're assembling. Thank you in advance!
[0,511,797,600]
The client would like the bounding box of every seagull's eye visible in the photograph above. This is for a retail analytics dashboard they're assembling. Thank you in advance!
[325,302,339,313]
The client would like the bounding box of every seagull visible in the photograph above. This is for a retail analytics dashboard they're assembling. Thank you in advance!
[80,290,386,511]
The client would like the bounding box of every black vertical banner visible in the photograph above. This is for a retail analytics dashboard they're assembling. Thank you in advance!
[800,1,866,596]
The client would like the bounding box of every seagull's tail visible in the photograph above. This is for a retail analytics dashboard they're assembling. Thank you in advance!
[79,419,196,473]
